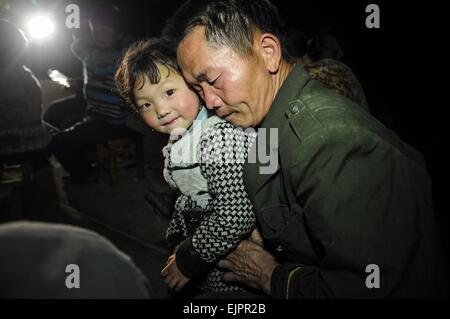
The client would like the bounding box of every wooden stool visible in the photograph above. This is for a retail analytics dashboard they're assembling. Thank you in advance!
[96,136,145,185]
[0,161,33,218]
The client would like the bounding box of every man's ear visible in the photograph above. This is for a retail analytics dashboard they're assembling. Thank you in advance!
[256,33,282,74]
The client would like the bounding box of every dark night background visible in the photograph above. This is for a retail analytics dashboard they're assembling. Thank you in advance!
[1,0,448,290]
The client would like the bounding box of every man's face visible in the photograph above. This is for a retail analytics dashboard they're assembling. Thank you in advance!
[177,26,273,128]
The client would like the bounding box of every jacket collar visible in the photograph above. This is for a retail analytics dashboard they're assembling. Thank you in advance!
[244,64,312,199]
[259,64,312,130]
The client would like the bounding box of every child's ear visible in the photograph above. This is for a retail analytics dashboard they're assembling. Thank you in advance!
[256,33,282,74]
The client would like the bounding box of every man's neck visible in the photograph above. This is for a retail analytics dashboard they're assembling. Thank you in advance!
[259,60,294,127]
[271,60,294,101]
[279,60,294,89]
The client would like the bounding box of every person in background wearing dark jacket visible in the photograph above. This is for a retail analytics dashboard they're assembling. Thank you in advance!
[286,27,369,111]
[162,0,445,298]
[47,2,135,181]
[0,19,51,160]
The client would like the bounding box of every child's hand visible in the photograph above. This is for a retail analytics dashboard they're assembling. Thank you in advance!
[161,254,190,292]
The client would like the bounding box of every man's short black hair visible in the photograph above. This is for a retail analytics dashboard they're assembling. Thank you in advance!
[162,0,292,61]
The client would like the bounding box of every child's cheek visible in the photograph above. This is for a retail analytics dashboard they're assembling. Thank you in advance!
[141,112,160,131]
[177,94,199,121]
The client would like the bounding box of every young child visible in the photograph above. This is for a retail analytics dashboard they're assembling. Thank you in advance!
[47,2,136,182]
[115,39,256,294]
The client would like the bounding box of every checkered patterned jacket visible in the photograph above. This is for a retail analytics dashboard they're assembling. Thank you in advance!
[163,108,256,292]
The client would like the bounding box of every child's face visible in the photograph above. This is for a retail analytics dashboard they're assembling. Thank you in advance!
[133,65,200,135]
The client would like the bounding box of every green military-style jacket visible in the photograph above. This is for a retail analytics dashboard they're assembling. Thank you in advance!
[243,65,442,298]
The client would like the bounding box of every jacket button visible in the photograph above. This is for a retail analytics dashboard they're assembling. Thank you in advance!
[290,104,300,114]
[276,245,284,252]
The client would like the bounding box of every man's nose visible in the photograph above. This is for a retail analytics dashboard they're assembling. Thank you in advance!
[203,87,222,110]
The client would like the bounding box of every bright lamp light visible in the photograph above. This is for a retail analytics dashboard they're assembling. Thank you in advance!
[27,16,55,39]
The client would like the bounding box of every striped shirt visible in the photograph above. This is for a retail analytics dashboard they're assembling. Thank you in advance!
[71,37,130,125]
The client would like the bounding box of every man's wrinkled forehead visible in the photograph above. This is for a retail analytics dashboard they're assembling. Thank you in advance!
[177,26,208,82]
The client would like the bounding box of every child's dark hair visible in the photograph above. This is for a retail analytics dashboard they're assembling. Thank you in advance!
[115,39,180,114]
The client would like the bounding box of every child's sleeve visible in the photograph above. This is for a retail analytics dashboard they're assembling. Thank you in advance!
[175,122,256,278]
[165,203,188,253]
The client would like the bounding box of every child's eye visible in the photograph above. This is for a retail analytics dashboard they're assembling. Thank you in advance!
[139,103,152,112]
[166,89,175,97]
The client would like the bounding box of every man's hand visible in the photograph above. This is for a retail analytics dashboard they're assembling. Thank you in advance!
[161,254,190,292]
[249,228,264,246]
[218,236,279,296]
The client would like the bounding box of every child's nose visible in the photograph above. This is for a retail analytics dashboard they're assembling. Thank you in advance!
[155,104,171,119]
[157,110,170,120]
